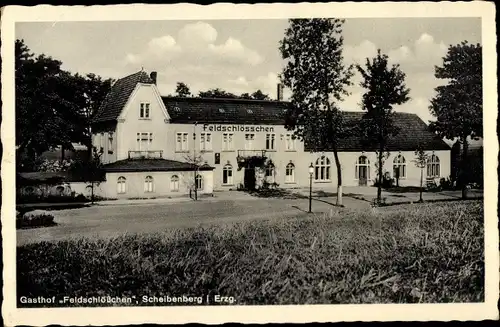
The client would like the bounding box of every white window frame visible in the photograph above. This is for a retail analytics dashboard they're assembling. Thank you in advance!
[427,154,440,178]
[195,174,204,190]
[176,132,189,152]
[200,133,212,151]
[117,176,127,194]
[315,156,331,182]
[170,175,180,192]
[222,133,234,151]
[144,176,154,193]
[223,164,233,185]
[244,133,255,150]
[393,155,406,179]
[285,133,296,151]
[266,133,276,150]
[285,163,295,183]
[355,156,371,180]
[140,103,150,118]
[136,132,153,151]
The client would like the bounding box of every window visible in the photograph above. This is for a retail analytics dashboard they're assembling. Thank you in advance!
[355,156,371,181]
[266,133,276,150]
[117,176,126,194]
[427,154,440,178]
[99,133,104,153]
[200,133,212,151]
[222,133,234,151]
[195,175,204,190]
[176,133,189,152]
[265,163,275,177]
[223,164,233,185]
[393,155,406,179]
[140,103,150,118]
[315,156,331,181]
[108,133,114,153]
[285,163,295,183]
[247,109,253,114]
[285,133,296,151]
[218,108,225,113]
[136,132,153,151]
[170,175,179,192]
[143,176,154,193]
[244,134,255,150]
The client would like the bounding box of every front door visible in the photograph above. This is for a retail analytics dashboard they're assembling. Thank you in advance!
[244,167,256,191]
[358,166,368,186]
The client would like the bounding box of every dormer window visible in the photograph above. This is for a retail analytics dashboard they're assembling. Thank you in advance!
[218,108,225,113]
[247,109,253,114]
[140,103,150,118]
[173,106,181,112]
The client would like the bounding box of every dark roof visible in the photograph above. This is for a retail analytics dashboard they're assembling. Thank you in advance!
[162,96,290,125]
[93,71,154,124]
[103,159,215,173]
[305,111,451,152]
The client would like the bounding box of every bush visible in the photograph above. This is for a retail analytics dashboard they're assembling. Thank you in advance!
[439,177,454,191]
[374,172,395,189]
[17,201,484,306]
[17,210,56,229]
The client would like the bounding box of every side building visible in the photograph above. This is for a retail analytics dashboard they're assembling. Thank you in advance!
[90,70,451,199]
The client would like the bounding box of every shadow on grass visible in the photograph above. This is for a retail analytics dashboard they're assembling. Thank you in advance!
[374,196,484,208]
[244,189,307,199]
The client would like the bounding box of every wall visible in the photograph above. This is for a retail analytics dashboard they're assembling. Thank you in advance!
[116,84,169,161]
[101,170,214,199]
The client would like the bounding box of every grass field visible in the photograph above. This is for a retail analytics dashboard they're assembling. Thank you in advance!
[17,200,484,306]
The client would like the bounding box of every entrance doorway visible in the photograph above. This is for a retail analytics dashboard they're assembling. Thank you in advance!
[244,167,256,191]
[356,156,370,186]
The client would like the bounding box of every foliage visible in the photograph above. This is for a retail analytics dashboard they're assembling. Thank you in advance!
[15,39,113,163]
[68,147,105,203]
[175,82,191,97]
[17,212,55,229]
[249,90,270,100]
[279,18,354,205]
[413,146,430,169]
[198,88,239,99]
[356,49,411,202]
[17,201,484,306]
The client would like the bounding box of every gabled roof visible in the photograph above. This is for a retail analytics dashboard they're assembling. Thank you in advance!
[93,71,154,124]
[304,111,451,152]
[162,96,290,125]
[103,158,215,173]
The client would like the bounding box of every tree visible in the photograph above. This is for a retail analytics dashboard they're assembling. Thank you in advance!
[280,18,354,206]
[69,147,105,204]
[182,152,205,201]
[413,146,430,202]
[240,93,252,99]
[356,50,410,204]
[428,41,482,199]
[251,90,270,100]
[175,82,191,97]
[198,88,238,99]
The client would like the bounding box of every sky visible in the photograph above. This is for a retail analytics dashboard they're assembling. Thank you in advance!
[16,18,481,123]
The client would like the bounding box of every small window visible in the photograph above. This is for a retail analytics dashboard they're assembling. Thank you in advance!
[144,176,154,193]
[247,109,253,114]
[117,176,127,194]
[195,175,204,190]
[170,175,180,192]
[218,108,225,113]
[173,106,181,112]
[140,103,150,118]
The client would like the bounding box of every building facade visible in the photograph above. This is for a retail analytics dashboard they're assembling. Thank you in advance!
[91,71,451,198]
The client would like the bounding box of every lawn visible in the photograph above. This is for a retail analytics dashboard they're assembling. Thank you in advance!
[17,200,484,306]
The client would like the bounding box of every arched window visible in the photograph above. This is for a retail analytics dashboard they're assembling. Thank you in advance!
[144,176,154,193]
[355,156,370,185]
[195,174,203,190]
[223,164,233,185]
[393,155,406,179]
[427,154,440,178]
[117,176,127,194]
[170,175,179,192]
[315,156,331,181]
[285,162,295,183]
[265,162,275,177]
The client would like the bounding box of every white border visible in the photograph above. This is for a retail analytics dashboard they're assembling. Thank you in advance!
[1,2,498,325]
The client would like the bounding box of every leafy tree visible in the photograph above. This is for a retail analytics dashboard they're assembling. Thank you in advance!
[198,88,238,99]
[175,82,191,97]
[357,50,410,204]
[251,90,270,100]
[429,41,482,199]
[69,147,105,204]
[15,39,74,161]
[279,18,354,206]
[413,146,430,202]
[240,93,252,99]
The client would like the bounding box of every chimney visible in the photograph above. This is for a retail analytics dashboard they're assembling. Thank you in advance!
[277,83,284,101]
[150,71,157,85]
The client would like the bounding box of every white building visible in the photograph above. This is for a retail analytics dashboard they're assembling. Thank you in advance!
[89,70,451,199]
